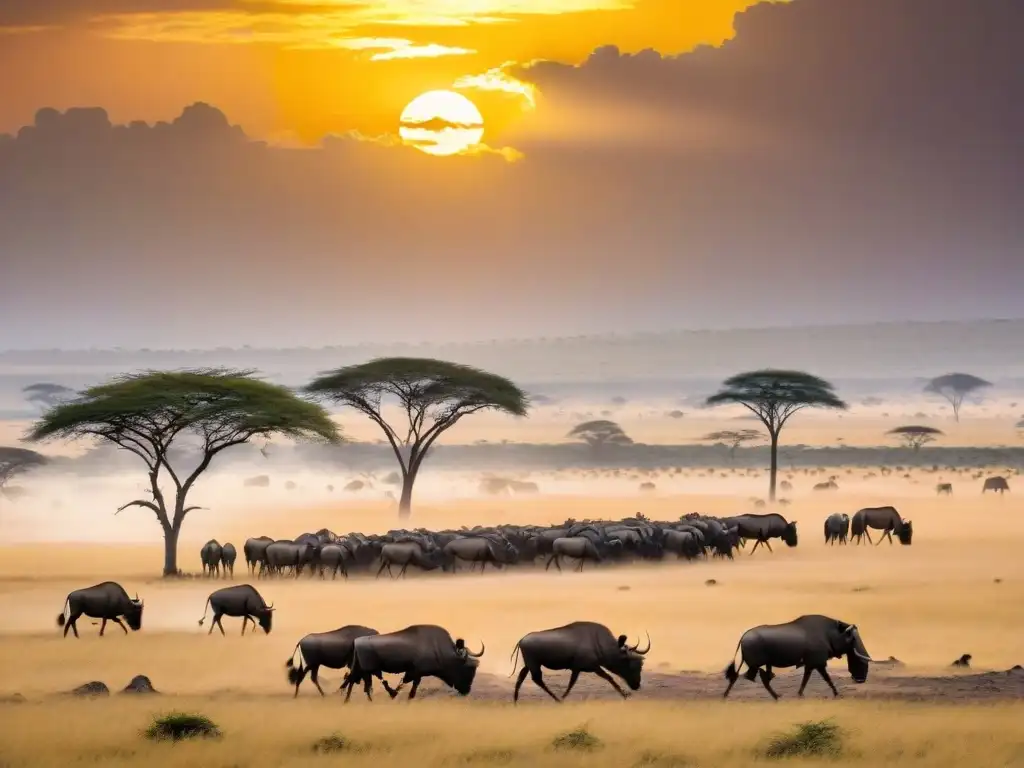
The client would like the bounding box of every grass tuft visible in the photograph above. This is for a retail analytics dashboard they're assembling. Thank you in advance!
[311,733,359,754]
[552,725,602,752]
[763,720,843,759]
[143,712,222,742]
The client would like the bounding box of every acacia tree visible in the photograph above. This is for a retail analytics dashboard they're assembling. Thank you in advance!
[23,383,74,411]
[924,373,992,422]
[305,358,528,518]
[568,419,634,449]
[0,446,48,498]
[28,369,339,575]
[701,429,763,459]
[887,425,943,452]
[705,370,847,500]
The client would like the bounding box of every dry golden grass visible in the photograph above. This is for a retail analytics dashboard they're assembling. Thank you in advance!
[1,486,1023,765]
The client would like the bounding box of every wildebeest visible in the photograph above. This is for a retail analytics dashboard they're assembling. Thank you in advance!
[342,624,484,701]
[200,539,223,577]
[244,536,274,575]
[443,537,518,573]
[56,581,144,639]
[285,625,381,697]
[376,542,443,578]
[851,507,913,545]
[983,476,1010,494]
[510,621,650,703]
[264,540,312,577]
[220,542,237,578]
[723,614,873,700]
[823,513,850,545]
[318,543,351,580]
[546,537,611,572]
[724,514,798,553]
[936,483,953,496]
[814,479,839,492]
[197,584,274,635]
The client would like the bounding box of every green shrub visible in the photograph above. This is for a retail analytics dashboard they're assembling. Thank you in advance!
[144,712,221,742]
[763,720,843,759]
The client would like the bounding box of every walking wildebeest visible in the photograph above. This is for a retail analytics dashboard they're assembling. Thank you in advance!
[285,625,383,697]
[936,483,953,496]
[197,584,274,635]
[851,507,913,545]
[443,537,518,573]
[200,539,222,577]
[220,542,237,578]
[723,614,874,700]
[342,624,484,701]
[983,476,1010,494]
[545,537,611,572]
[376,542,443,578]
[318,543,351,580]
[723,513,798,554]
[510,621,650,703]
[56,581,144,639]
[823,513,850,545]
[244,536,274,575]
[263,540,312,577]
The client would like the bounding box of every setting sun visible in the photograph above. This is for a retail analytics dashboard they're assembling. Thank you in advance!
[399,90,485,157]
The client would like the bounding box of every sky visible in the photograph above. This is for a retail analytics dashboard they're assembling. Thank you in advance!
[1,0,1022,349]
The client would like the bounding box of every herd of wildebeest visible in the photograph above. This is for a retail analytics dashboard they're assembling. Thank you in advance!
[52,507,910,702]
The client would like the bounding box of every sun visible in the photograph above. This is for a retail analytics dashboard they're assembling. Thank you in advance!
[399,90,484,157]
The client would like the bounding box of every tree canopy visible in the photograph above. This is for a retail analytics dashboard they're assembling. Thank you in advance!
[28,368,339,575]
[887,425,944,451]
[305,357,528,517]
[23,382,74,410]
[924,373,992,422]
[0,446,48,492]
[705,370,847,500]
[568,419,634,448]
[701,429,763,458]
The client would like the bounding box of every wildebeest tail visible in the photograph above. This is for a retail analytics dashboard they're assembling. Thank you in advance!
[723,639,744,681]
[56,596,70,627]
[508,641,522,676]
[285,642,304,685]
[197,597,211,627]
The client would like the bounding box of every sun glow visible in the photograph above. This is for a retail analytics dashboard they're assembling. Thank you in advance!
[399,90,485,156]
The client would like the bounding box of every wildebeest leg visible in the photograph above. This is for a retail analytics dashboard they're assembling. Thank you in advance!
[561,670,581,700]
[863,529,874,544]
[797,666,814,696]
[749,540,761,555]
[577,558,585,573]
[381,678,402,699]
[816,666,839,697]
[112,617,128,634]
[398,563,409,579]
[362,675,374,701]
[479,561,486,573]
[99,618,107,636]
[593,668,629,699]
[406,677,421,700]
[759,667,780,700]
[526,665,561,703]
[241,616,249,635]
[309,666,326,696]
[375,560,388,579]
[513,667,530,703]
[764,539,774,552]
[544,554,556,571]
[65,612,81,638]
[214,614,226,636]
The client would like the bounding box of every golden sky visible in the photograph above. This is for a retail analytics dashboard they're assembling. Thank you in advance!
[0,0,765,141]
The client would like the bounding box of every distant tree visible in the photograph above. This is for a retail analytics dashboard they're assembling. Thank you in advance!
[701,429,763,459]
[887,425,944,452]
[705,370,847,500]
[27,369,338,575]
[924,373,992,422]
[0,446,48,498]
[306,358,528,518]
[23,382,74,411]
[568,419,634,449]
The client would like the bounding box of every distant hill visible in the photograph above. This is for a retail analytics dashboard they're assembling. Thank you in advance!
[1,320,1022,394]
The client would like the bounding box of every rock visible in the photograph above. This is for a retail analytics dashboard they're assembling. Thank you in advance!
[705,579,718,586]
[0,693,26,704]
[122,675,159,694]
[71,681,110,697]
[951,653,972,668]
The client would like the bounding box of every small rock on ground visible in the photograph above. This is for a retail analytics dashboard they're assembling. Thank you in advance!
[71,681,110,697]
[122,675,159,694]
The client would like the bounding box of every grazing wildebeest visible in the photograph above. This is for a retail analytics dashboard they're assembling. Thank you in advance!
[285,625,382,697]
[723,614,873,700]
[342,624,484,701]
[983,476,1010,494]
[376,542,443,578]
[724,514,798,554]
[244,536,274,575]
[318,543,351,579]
[851,507,913,545]
[823,513,850,545]
[510,621,650,703]
[936,483,953,496]
[220,543,237,578]
[197,584,274,635]
[56,582,144,639]
[814,479,839,492]
[200,539,223,577]
[443,537,517,573]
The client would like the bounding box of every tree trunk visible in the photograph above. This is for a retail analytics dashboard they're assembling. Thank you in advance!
[768,430,779,502]
[398,465,419,519]
[162,525,180,577]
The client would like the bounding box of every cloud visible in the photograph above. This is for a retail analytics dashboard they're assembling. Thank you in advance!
[1,0,1021,349]
[454,65,539,109]
[337,37,476,60]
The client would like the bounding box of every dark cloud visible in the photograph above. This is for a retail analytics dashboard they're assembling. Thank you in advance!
[1,0,1022,349]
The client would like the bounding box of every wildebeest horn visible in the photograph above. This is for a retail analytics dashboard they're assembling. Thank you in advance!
[467,641,485,658]
[854,650,874,662]
[630,631,651,655]
[268,603,275,611]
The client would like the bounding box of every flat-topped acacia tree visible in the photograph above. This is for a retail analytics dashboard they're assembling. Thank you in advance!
[27,369,339,575]
[705,370,847,501]
[306,358,529,518]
